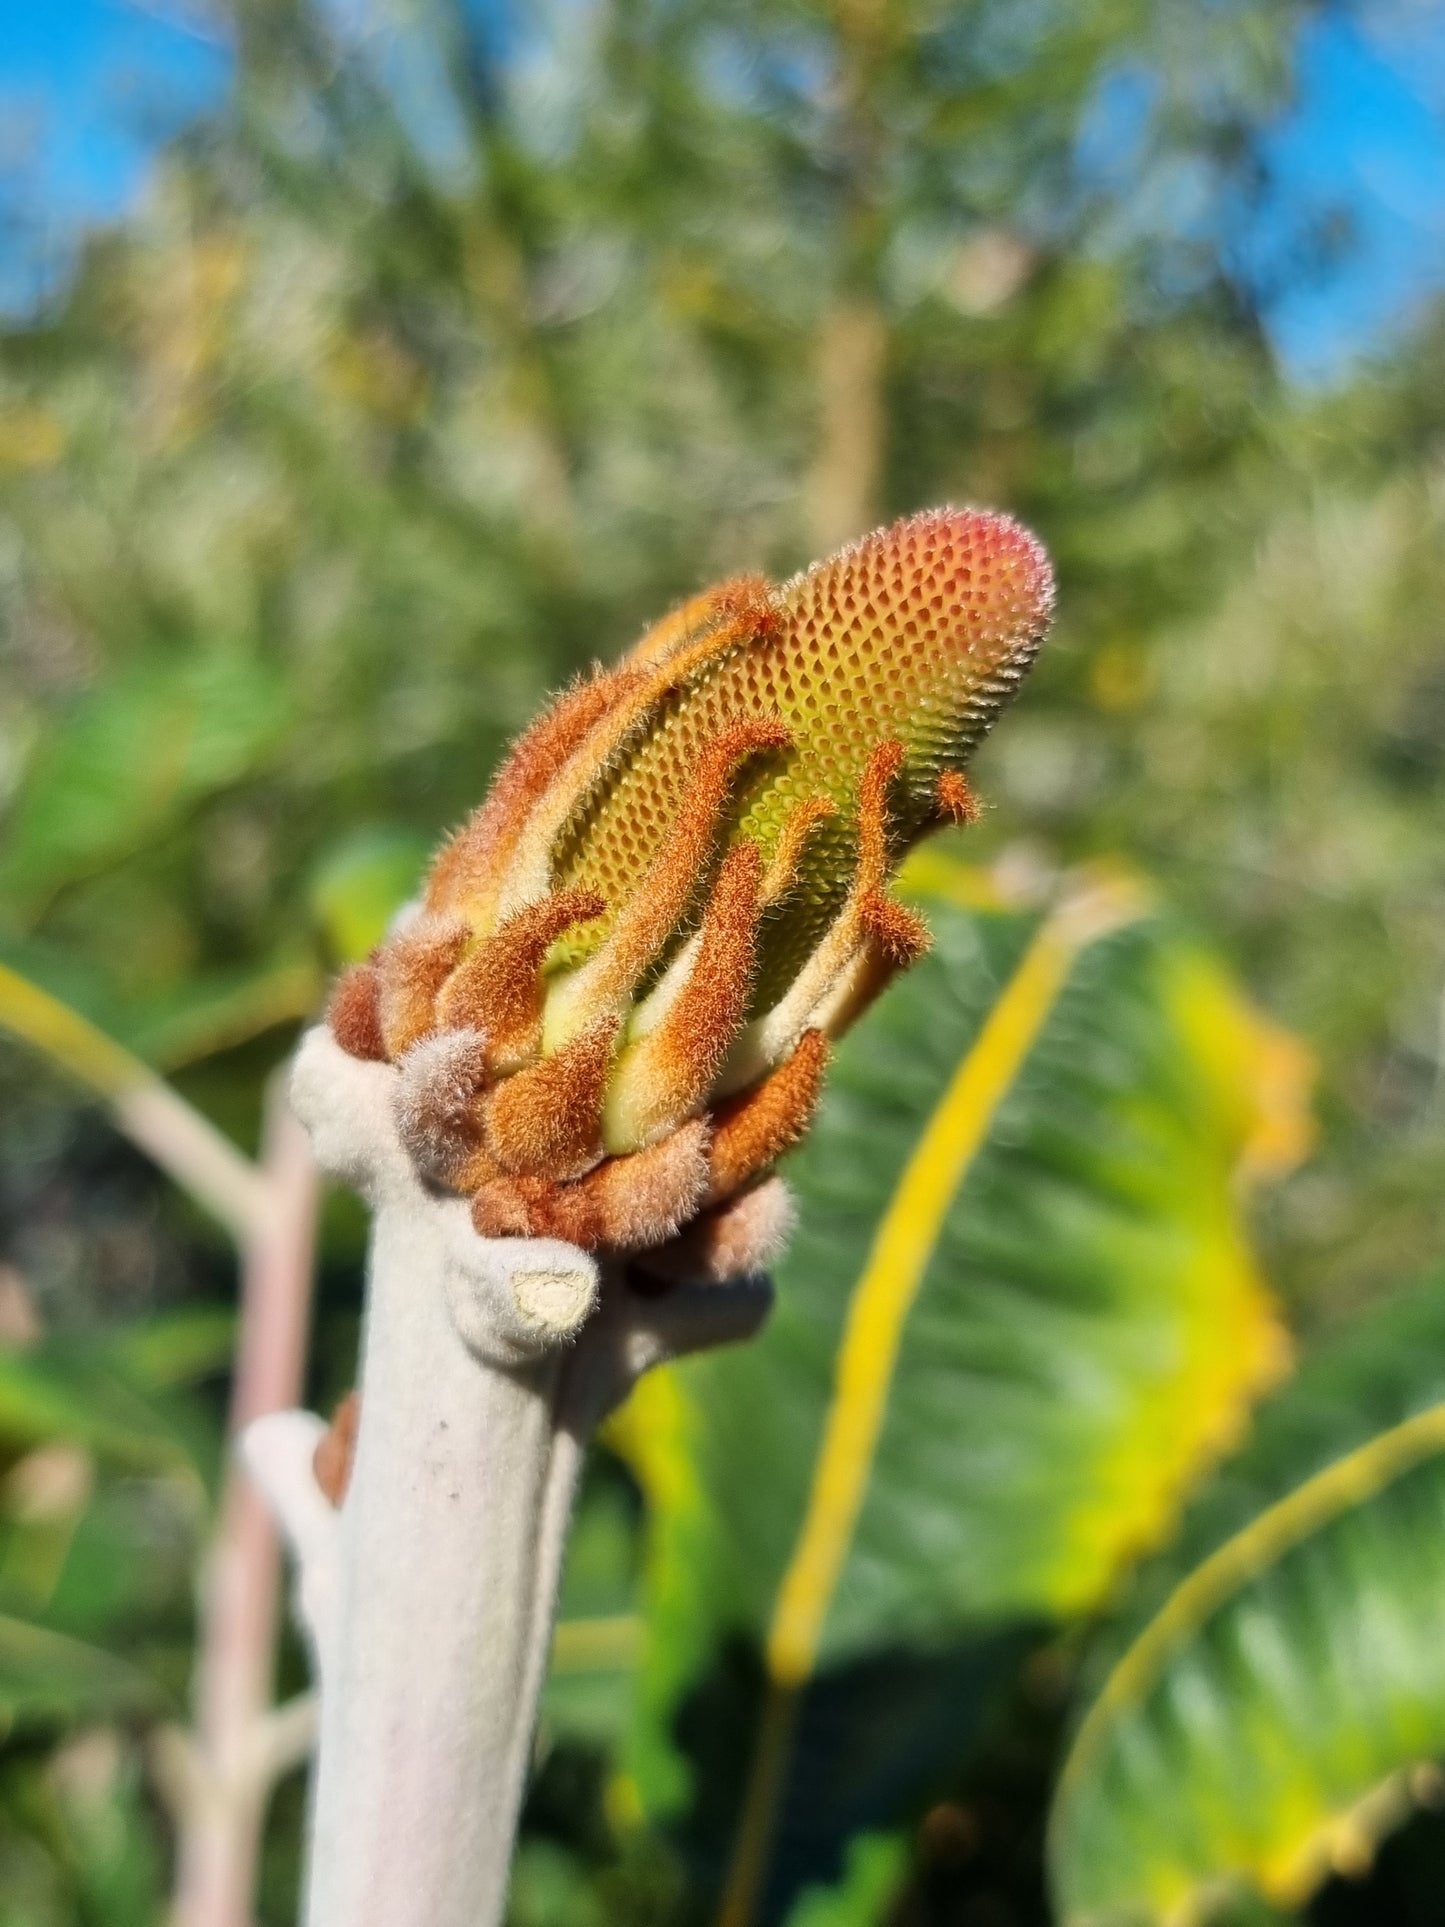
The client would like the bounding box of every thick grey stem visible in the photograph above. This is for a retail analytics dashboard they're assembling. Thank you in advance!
[307,1237,584,1926]
[257,1027,773,1927]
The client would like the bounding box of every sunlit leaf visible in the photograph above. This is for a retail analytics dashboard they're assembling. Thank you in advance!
[1050,1272,1445,1925]
[607,854,1305,1922]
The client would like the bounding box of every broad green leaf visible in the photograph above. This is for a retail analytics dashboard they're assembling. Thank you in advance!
[1050,1271,1445,1926]
[0,1613,159,1737]
[609,854,1305,1923]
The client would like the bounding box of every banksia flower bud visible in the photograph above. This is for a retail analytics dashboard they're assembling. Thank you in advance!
[330,507,1052,1278]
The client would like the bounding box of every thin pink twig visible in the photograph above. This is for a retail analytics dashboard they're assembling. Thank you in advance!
[172,1069,321,1927]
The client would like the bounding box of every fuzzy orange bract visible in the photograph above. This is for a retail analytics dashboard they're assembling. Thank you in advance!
[328,507,1052,1268]
[434,885,605,1073]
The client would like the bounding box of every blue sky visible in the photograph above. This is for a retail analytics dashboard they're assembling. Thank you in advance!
[1,1,1443,383]
[1264,6,1445,379]
[0,1,229,312]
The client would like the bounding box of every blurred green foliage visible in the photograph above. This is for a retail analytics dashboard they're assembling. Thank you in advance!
[2,0,1444,1922]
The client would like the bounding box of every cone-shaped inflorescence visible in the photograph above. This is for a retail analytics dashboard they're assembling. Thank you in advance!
[330,507,1053,1274]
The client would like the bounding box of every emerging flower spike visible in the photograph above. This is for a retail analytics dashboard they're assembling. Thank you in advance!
[329,507,1053,1271]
